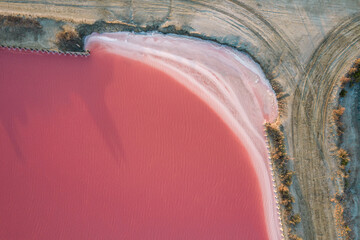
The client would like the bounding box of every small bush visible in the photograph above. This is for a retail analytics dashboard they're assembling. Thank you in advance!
[332,107,345,122]
[56,25,83,52]
[289,214,301,225]
[348,67,357,75]
[340,77,351,87]
[285,203,293,211]
[289,234,303,240]
[352,68,360,83]
[338,149,350,167]
[282,171,293,186]
[279,184,289,195]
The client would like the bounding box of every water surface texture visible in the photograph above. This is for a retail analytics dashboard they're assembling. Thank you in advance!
[0,33,280,239]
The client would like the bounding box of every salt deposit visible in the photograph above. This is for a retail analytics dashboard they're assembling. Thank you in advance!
[0,33,280,239]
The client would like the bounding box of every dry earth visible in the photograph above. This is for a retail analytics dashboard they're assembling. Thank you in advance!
[0,0,360,239]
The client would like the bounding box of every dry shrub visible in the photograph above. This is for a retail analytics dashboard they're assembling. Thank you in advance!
[332,107,345,122]
[289,234,303,240]
[278,184,289,195]
[278,183,294,207]
[57,25,78,41]
[282,171,293,186]
[333,107,345,135]
[354,58,360,68]
[269,80,287,113]
[56,25,82,52]
[338,149,350,168]
[288,229,303,240]
[340,77,351,87]
[333,197,351,238]
[339,58,360,91]
[289,214,301,226]
[348,67,357,75]
[351,67,360,83]
[0,15,41,29]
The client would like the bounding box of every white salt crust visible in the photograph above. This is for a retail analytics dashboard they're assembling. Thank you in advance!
[85,32,281,240]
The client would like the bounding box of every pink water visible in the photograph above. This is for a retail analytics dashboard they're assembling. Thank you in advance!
[0,33,280,239]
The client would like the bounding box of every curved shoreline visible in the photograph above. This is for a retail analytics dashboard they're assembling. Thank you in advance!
[85,32,283,239]
[0,36,281,239]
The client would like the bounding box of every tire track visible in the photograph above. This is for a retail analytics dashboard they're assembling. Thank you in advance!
[7,1,354,238]
[291,13,360,240]
[191,0,302,88]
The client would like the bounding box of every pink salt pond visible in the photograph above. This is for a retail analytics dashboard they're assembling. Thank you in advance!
[0,33,281,239]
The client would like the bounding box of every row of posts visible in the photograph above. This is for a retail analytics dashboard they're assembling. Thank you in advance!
[263,124,285,240]
[0,45,90,57]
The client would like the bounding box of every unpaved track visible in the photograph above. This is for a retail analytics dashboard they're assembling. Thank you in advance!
[1,1,360,239]
[291,14,360,239]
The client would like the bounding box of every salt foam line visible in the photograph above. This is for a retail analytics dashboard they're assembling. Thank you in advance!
[85,36,267,150]
[84,32,282,240]
[84,33,274,168]
[1,39,283,239]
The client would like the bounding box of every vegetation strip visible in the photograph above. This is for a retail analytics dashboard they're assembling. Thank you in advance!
[266,120,302,240]
[332,57,360,239]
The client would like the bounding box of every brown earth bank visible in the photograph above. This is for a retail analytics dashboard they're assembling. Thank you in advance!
[1,1,360,239]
